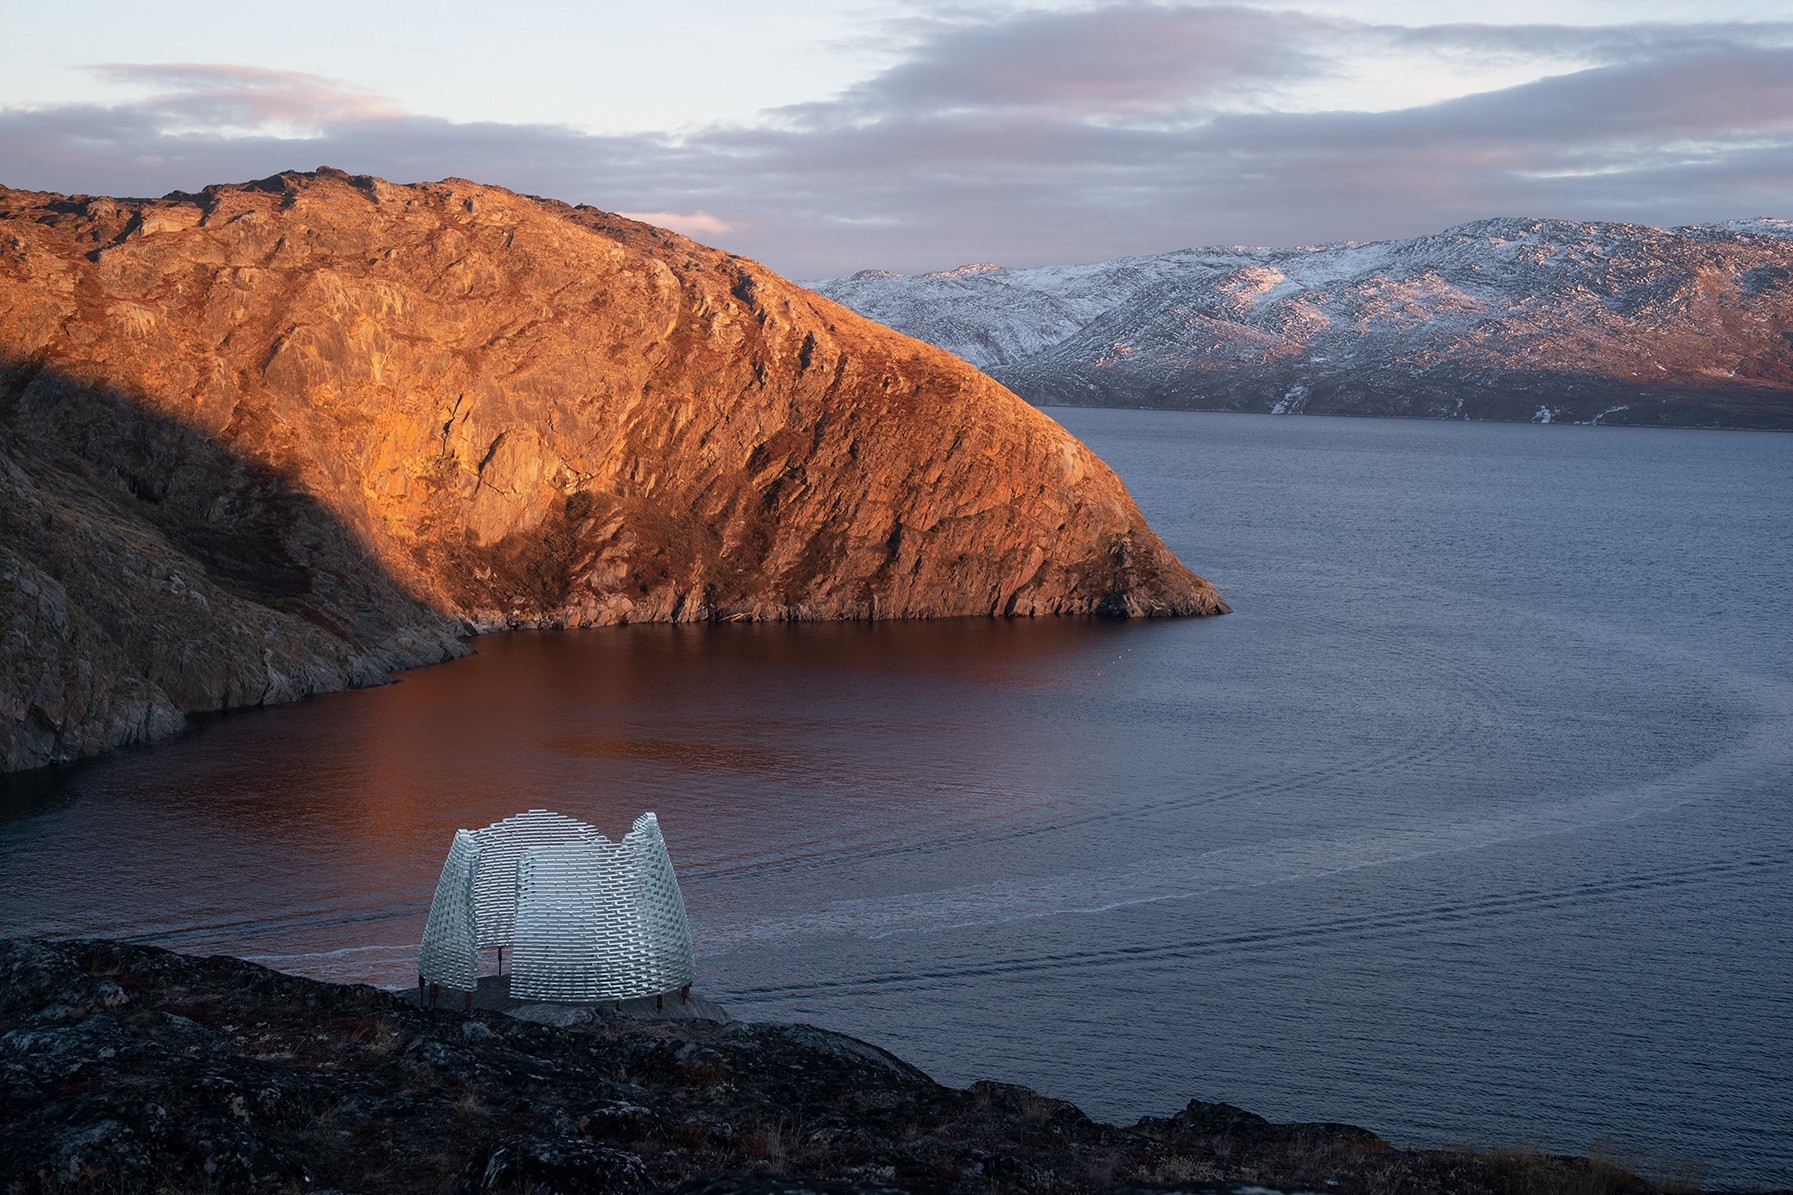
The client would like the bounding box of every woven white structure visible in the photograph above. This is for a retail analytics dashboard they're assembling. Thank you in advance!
[417,810,695,1002]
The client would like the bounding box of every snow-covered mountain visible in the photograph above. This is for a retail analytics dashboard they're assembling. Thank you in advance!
[812,218,1793,429]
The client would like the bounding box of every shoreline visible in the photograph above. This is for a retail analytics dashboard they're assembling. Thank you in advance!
[1,607,1213,781]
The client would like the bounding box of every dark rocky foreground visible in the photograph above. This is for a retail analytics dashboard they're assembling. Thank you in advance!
[0,939,1708,1195]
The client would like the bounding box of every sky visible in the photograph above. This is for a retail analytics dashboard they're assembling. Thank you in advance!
[4,0,1792,277]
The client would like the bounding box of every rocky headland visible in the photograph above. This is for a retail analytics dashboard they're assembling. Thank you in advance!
[812,218,1793,429]
[0,169,1225,772]
[0,938,1684,1195]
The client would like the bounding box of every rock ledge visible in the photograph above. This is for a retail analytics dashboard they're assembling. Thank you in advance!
[0,938,1669,1195]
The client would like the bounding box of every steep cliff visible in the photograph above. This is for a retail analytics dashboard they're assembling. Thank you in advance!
[0,169,1224,772]
[813,218,1793,429]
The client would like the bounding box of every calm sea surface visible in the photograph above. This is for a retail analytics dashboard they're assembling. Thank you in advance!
[4,411,1790,1184]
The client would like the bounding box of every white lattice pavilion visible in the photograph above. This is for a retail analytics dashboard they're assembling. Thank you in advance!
[417,810,695,1003]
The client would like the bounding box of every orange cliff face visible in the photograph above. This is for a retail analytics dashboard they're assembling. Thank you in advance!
[0,168,1226,771]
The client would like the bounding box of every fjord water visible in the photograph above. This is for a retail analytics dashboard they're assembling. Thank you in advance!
[4,411,1790,1184]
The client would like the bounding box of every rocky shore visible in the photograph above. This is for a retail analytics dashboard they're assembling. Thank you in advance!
[0,938,1683,1195]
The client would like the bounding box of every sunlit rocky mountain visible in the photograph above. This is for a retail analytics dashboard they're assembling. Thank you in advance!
[0,169,1223,770]
[814,218,1793,430]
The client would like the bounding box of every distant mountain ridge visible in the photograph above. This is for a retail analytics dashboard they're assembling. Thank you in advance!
[812,217,1793,430]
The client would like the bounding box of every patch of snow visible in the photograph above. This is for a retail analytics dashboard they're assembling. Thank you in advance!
[929,262,1005,279]
[1272,383,1309,415]
[1691,217,1793,240]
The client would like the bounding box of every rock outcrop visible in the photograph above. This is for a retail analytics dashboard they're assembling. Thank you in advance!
[813,217,1793,429]
[0,168,1225,771]
[0,938,1661,1195]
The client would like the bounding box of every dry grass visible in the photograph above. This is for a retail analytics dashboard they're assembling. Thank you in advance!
[1135,1154,1226,1186]
[744,1119,788,1172]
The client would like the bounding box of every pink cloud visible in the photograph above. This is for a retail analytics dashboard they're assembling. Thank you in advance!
[87,63,404,131]
[615,210,740,238]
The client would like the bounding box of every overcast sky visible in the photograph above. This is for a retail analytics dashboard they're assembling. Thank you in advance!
[4,0,1791,276]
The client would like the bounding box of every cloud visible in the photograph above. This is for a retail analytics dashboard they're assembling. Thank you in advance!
[2,8,1792,276]
[1384,17,1793,63]
[813,4,1338,117]
[615,210,740,237]
[84,64,404,135]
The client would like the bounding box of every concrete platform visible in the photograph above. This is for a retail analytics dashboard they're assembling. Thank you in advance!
[397,973,729,1025]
